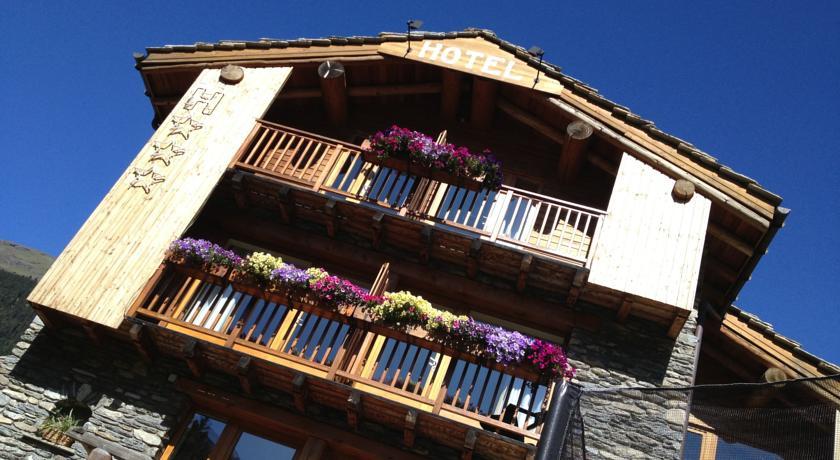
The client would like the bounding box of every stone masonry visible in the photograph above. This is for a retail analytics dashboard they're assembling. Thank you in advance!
[0,318,190,459]
[567,303,699,460]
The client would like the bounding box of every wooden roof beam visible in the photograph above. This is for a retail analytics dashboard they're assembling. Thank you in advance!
[707,222,754,257]
[470,77,498,130]
[318,60,348,126]
[496,98,565,144]
[558,121,594,183]
[440,69,462,123]
[277,82,442,100]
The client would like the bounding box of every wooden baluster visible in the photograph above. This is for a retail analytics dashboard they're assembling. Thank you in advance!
[430,356,455,413]
[490,190,514,242]
[360,335,387,379]
[257,129,280,170]
[311,144,342,192]
[242,126,269,165]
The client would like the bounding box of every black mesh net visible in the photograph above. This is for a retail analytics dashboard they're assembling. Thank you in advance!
[559,375,840,460]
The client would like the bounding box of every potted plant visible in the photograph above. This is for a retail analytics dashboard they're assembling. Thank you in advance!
[230,252,283,297]
[363,126,504,191]
[166,238,242,279]
[38,410,80,447]
[267,263,310,304]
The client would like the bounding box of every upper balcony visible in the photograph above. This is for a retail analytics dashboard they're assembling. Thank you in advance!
[233,120,606,267]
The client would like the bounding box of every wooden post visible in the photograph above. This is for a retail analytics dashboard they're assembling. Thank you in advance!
[420,227,434,264]
[346,390,361,430]
[237,356,256,395]
[318,60,348,127]
[441,69,462,123]
[470,77,498,130]
[371,212,385,249]
[231,171,247,208]
[467,239,482,279]
[404,409,418,447]
[297,438,327,460]
[516,254,533,292]
[181,338,203,378]
[324,199,338,237]
[129,323,154,363]
[558,120,593,183]
[462,429,477,460]
[292,373,308,413]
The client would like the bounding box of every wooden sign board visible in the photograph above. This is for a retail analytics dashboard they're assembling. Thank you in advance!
[29,66,292,328]
[379,37,565,95]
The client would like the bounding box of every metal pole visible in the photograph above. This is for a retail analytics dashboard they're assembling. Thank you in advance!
[536,379,581,460]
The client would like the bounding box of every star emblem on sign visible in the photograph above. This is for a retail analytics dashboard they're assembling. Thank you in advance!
[150,140,185,166]
[168,114,203,140]
[129,167,165,194]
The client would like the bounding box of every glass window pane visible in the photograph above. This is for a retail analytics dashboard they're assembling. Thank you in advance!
[171,413,227,460]
[683,431,702,459]
[231,431,297,460]
[715,438,781,460]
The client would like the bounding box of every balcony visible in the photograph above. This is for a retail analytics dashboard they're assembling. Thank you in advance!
[233,120,605,267]
[129,259,557,458]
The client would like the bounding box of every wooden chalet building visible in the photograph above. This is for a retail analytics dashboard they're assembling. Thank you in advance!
[3,28,829,459]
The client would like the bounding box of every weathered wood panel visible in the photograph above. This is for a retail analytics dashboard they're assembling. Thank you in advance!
[28,67,292,327]
[588,153,710,311]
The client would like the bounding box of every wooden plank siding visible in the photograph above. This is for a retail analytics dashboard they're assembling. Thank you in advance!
[28,67,292,328]
[588,153,710,312]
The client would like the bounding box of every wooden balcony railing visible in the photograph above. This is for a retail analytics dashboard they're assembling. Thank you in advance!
[233,120,606,265]
[133,262,554,443]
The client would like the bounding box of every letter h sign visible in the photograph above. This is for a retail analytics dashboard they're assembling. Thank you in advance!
[183,87,224,115]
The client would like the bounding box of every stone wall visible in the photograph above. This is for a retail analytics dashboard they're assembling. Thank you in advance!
[567,303,699,459]
[0,318,190,459]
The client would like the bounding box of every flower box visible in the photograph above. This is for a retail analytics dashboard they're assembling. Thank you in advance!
[362,148,410,172]
[166,256,230,281]
[364,126,503,190]
[39,428,73,447]
[229,269,267,298]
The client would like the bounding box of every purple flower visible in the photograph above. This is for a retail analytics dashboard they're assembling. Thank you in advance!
[169,238,242,268]
[270,264,310,289]
[364,126,503,190]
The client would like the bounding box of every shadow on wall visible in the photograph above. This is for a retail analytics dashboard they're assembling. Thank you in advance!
[568,303,696,387]
[4,320,190,456]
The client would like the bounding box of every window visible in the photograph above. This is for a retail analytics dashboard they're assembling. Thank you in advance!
[685,423,782,460]
[231,432,296,460]
[165,412,299,460]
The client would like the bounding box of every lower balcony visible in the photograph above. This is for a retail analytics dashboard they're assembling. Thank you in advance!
[128,260,560,459]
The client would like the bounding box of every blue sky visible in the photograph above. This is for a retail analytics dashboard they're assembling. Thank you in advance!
[1,1,838,364]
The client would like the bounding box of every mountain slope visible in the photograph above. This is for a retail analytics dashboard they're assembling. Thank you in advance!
[0,240,54,278]
[0,241,54,354]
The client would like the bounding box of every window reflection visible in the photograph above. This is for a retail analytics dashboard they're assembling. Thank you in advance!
[715,438,781,459]
[683,431,702,460]
[171,413,227,460]
[231,431,297,459]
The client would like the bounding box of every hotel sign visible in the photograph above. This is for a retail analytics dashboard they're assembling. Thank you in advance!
[378,37,565,96]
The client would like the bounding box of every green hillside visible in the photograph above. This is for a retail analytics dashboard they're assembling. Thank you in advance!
[0,241,54,354]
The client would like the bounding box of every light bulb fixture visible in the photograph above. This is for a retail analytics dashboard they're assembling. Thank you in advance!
[528,46,545,85]
[407,19,424,52]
